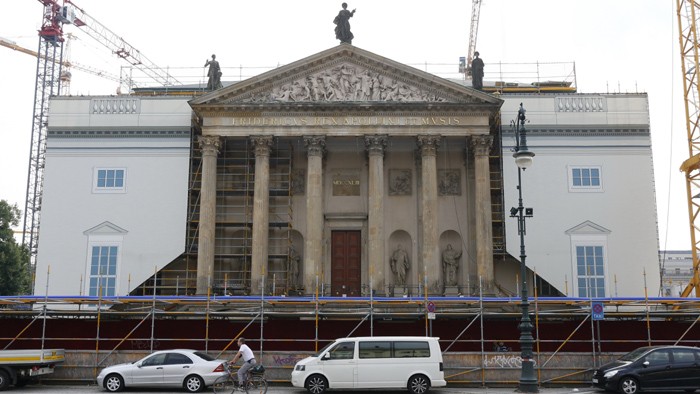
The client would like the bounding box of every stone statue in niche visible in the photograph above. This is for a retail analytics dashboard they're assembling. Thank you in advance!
[389,169,412,196]
[438,169,461,196]
[442,244,462,286]
[287,245,301,287]
[390,244,411,287]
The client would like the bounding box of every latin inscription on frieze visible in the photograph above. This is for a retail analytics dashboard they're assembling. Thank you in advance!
[231,115,466,127]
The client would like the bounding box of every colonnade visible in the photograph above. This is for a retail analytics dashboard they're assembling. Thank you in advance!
[194,134,494,296]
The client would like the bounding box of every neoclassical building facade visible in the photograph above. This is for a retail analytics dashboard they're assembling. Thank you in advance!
[189,45,503,296]
[35,45,660,300]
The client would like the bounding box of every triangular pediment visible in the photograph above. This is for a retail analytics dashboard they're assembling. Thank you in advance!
[190,45,501,107]
[83,221,128,235]
[565,220,611,235]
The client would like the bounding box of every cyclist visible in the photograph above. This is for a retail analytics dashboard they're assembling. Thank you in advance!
[230,337,256,390]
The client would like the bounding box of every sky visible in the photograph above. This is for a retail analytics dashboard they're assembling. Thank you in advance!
[0,0,688,250]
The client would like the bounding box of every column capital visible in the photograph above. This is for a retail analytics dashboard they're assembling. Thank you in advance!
[304,135,326,157]
[417,135,442,157]
[198,135,221,154]
[251,135,274,157]
[365,135,388,156]
[470,135,493,156]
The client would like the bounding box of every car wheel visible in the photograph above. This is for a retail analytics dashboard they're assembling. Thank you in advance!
[103,373,124,392]
[408,374,430,394]
[305,374,328,394]
[184,374,205,393]
[619,376,639,394]
[0,370,9,390]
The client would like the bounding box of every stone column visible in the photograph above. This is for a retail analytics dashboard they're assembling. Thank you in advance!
[472,135,495,293]
[365,135,387,295]
[196,135,220,295]
[417,135,441,294]
[250,136,273,295]
[303,136,326,295]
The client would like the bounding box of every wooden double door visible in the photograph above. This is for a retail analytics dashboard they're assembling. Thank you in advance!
[331,230,361,296]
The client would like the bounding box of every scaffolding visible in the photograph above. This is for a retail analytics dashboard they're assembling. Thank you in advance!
[131,135,295,297]
[1,294,700,386]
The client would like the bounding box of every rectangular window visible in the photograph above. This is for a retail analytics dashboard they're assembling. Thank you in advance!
[89,245,118,296]
[94,168,126,193]
[359,341,392,359]
[569,166,602,192]
[576,245,605,297]
[393,341,430,358]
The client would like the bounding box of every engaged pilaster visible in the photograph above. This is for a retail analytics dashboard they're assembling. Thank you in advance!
[303,136,326,295]
[365,135,387,295]
[417,135,441,294]
[196,135,221,295]
[471,135,495,293]
[250,136,274,295]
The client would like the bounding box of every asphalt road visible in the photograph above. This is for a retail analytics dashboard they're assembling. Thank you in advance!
[7,384,602,394]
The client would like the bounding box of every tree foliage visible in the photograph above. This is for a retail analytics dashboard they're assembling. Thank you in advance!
[0,200,31,295]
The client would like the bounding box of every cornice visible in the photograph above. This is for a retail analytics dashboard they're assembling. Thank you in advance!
[502,127,650,137]
[47,130,191,139]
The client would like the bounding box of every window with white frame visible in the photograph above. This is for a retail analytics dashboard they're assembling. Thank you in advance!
[88,245,118,296]
[576,245,605,297]
[569,166,602,192]
[93,168,126,193]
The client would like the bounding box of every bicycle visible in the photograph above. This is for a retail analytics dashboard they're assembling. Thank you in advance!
[213,361,268,394]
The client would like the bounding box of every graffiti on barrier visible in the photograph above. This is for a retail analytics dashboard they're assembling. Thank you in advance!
[483,354,537,368]
[272,355,304,366]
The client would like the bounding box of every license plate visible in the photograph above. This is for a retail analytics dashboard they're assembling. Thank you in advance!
[592,378,598,383]
[30,367,54,376]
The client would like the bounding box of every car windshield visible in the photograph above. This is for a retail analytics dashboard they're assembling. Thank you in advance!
[619,347,653,362]
[194,351,215,361]
[315,342,335,357]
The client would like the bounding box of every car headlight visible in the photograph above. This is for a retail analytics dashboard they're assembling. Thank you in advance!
[604,370,619,378]
[295,365,305,371]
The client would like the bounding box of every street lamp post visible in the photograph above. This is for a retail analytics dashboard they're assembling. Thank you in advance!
[511,103,538,393]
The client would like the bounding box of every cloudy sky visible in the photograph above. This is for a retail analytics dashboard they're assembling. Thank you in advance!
[0,0,686,249]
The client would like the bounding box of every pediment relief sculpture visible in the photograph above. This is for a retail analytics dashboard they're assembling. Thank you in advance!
[237,63,452,104]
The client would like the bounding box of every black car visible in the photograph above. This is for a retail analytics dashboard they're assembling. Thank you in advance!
[592,345,700,393]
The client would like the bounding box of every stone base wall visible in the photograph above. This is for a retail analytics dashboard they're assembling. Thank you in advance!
[52,350,617,387]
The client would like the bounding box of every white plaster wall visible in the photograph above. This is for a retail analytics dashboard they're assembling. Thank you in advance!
[34,97,191,296]
[501,94,660,297]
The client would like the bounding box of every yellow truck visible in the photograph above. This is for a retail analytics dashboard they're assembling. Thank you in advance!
[0,349,65,390]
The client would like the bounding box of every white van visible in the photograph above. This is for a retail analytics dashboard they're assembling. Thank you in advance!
[291,336,446,394]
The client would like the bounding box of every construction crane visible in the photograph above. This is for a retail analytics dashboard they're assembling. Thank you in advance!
[22,0,67,285]
[0,35,122,90]
[462,0,483,78]
[62,0,179,91]
[21,0,180,287]
[676,0,700,297]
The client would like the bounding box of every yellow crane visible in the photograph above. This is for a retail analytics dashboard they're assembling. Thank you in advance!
[0,35,122,90]
[676,0,700,297]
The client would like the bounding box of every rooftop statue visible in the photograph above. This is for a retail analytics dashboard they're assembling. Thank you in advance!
[204,54,222,91]
[471,51,484,90]
[334,3,356,44]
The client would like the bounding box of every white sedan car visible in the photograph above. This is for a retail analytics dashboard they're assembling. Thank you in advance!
[96,349,228,392]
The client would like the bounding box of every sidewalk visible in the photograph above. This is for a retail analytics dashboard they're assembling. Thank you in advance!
[435,388,599,394]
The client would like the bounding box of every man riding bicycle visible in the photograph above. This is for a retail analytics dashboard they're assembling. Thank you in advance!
[230,337,256,390]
